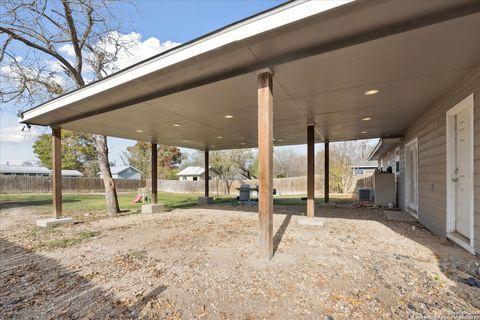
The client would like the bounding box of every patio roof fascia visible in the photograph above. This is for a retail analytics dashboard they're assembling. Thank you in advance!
[20,0,353,124]
[368,137,403,161]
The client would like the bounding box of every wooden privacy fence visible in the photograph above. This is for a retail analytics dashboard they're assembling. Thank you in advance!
[0,176,145,194]
[1,174,372,195]
[149,175,327,196]
[350,174,375,194]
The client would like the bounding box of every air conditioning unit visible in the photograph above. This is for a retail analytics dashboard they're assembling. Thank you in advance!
[358,188,374,201]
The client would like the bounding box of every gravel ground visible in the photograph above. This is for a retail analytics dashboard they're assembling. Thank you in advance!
[1,204,479,319]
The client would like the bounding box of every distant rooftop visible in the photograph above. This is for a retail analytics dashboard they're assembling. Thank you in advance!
[0,165,51,175]
[61,170,84,177]
[350,160,378,168]
[99,165,143,175]
[176,166,205,176]
[0,165,83,176]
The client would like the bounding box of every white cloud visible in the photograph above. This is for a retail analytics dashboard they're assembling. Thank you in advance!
[97,32,181,71]
[58,44,76,57]
[1,33,181,95]
[57,33,180,72]
[0,125,40,143]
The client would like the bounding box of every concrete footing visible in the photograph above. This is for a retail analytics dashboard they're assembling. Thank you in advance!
[198,197,213,205]
[298,217,325,226]
[142,203,165,214]
[36,217,74,228]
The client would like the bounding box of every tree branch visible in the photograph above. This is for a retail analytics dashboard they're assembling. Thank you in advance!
[0,26,81,85]
[61,0,84,84]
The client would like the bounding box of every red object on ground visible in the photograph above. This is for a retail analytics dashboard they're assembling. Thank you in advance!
[132,194,142,204]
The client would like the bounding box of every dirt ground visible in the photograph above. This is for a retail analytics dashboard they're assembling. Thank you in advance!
[1,204,479,319]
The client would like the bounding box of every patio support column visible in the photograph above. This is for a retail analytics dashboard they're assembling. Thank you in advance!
[204,150,209,198]
[307,124,315,218]
[258,70,273,259]
[151,143,158,204]
[198,149,213,205]
[35,127,74,227]
[325,141,330,203]
[52,127,62,218]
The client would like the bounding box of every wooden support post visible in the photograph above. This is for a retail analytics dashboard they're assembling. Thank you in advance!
[204,150,209,197]
[151,143,158,204]
[307,124,315,218]
[52,127,62,218]
[258,70,273,259]
[325,141,330,203]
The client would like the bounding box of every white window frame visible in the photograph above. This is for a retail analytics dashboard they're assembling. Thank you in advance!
[404,137,419,218]
[446,93,475,254]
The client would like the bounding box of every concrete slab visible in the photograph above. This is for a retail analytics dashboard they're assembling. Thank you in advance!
[36,217,74,228]
[298,217,325,226]
[383,209,416,222]
[198,197,213,205]
[142,203,165,214]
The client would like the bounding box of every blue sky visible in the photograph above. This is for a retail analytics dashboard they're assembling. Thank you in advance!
[0,0,289,165]
[0,0,376,165]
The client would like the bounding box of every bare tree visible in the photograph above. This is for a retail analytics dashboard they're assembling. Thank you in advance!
[0,0,138,214]
[230,149,257,179]
[273,149,306,178]
[209,150,237,195]
[329,140,372,193]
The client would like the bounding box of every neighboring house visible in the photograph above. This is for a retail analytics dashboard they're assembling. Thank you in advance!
[0,165,83,177]
[351,160,378,176]
[0,165,51,177]
[99,165,142,179]
[176,166,217,181]
[61,170,84,177]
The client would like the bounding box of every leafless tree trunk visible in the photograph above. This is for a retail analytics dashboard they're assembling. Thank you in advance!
[95,135,119,214]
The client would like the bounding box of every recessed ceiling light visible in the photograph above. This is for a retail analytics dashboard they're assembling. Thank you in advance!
[211,145,216,148]
[135,129,143,133]
[183,139,191,143]
[362,117,372,121]
[361,131,368,134]
[278,139,283,142]
[217,136,223,139]
[364,89,379,96]
[173,123,181,127]
[225,115,234,119]
[241,142,246,145]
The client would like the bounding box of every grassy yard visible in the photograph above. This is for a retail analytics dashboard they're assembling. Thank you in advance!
[0,192,201,214]
[0,192,354,215]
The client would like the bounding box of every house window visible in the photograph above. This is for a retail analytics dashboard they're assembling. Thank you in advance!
[395,147,400,174]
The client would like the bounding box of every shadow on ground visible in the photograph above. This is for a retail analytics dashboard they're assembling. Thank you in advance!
[197,202,480,309]
[0,238,166,319]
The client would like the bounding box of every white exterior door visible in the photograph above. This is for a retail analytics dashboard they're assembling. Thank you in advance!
[446,94,475,254]
[453,107,472,237]
[405,138,418,216]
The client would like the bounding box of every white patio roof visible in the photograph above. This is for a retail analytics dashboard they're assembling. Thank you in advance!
[20,0,480,150]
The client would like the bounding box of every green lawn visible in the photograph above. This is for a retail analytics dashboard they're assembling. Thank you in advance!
[0,192,354,216]
[0,192,202,214]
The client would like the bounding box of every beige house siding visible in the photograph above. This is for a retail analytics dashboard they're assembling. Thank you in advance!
[379,70,480,254]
